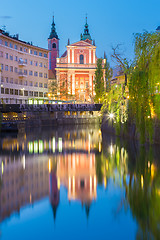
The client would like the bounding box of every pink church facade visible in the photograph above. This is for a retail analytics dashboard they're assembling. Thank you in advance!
[48,17,106,102]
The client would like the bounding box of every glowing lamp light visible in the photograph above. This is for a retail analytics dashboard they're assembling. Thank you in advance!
[109,113,114,119]
[48,159,51,173]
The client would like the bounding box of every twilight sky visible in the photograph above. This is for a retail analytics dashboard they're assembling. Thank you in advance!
[0,0,160,65]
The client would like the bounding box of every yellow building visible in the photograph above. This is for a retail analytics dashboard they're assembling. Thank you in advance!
[0,29,49,104]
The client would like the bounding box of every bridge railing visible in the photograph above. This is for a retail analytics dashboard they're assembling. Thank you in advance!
[0,104,102,113]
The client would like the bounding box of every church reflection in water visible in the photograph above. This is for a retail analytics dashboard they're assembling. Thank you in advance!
[1,125,160,239]
[0,126,101,221]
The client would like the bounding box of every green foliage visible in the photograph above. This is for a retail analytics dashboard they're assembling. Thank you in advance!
[94,58,105,102]
[101,84,128,134]
[129,31,160,144]
[104,57,112,92]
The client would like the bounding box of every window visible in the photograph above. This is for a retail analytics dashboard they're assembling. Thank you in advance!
[39,72,43,77]
[39,92,43,97]
[1,77,4,83]
[1,87,4,94]
[29,71,33,76]
[19,80,23,85]
[0,39,2,44]
[29,49,32,54]
[44,53,47,58]
[39,62,42,67]
[15,89,18,95]
[34,71,38,77]
[39,82,43,87]
[34,61,38,66]
[5,88,9,94]
[34,82,38,87]
[34,51,37,55]
[24,48,27,52]
[34,91,38,97]
[24,70,27,75]
[30,60,33,65]
[39,52,42,56]
[6,53,8,59]
[5,77,9,83]
[44,83,47,88]
[29,91,33,96]
[5,65,8,71]
[10,55,13,60]
[24,80,28,86]
[14,45,17,50]
[5,41,8,46]
[10,89,14,95]
[20,47,23,51]
[15,67,18,73]
[10,78,13,84]
[29,81,33,86]
[44,73,48,78]
[10,66,13,72]
[80,54,84,64]
[44,92,48,97]
[52,43,56,48]
[15,79,18,84]
[1,64,3,70]
[44,64,47,68]
[19,90,23,96]
[0,51,3,57]
[25,59,27,64]
[10,43,13,48]
[15,56,18,61]
[24,91,28,96]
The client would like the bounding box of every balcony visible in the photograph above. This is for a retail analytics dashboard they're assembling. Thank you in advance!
[18,72,27,78]
[18,60,26,66]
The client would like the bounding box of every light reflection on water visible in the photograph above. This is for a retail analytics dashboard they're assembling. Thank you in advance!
[0,125,160,240]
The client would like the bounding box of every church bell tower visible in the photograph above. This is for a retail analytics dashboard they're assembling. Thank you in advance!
[48,16,59,78]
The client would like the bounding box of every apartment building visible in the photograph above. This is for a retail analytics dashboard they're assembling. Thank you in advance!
[0,29,49,104]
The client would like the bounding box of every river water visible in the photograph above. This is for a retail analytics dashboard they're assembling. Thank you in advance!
[0,125,160,240]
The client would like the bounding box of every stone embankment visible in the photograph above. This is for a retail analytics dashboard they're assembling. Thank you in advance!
[0,104,102,132]
[101,116,160,144]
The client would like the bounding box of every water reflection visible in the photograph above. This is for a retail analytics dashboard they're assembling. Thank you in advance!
[0,126,160,239]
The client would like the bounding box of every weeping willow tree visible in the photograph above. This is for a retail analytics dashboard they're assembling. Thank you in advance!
[129,31,160,144]
[101,84,128,134]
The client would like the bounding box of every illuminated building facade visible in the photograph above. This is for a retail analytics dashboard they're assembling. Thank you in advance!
[0,29,49,104]
[48,17,106,102]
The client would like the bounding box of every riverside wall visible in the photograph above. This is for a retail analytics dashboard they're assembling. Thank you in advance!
[101,116,160,144]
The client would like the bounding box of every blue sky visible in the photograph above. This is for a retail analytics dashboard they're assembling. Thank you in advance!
[1,0,160,65]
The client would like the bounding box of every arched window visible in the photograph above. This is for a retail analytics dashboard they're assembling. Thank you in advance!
[52,43,56,48]
[80,54,84,64]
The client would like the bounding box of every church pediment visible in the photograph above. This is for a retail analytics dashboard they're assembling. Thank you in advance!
[69,40,94,47]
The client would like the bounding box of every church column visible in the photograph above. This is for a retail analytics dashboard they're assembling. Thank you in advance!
[72,73,75,95]
[89,49,91,64]
[68,48,70,63]
[89,74,92,93]
[72,49,74,63]
[93,49,96,64]
[68,73,71,94]
[57,71,60,96]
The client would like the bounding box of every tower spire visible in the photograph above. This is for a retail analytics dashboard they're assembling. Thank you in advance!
[49,16,59,39]
[80,15,92,42]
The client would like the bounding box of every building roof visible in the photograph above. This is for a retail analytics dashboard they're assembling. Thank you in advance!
[0,29,48,51]
[61,50,67,57]
[156,26,160,31]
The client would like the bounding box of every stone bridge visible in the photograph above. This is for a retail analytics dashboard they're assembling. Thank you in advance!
[0,103,102,113]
